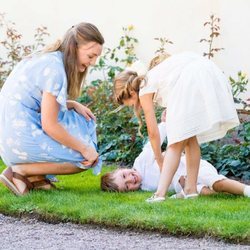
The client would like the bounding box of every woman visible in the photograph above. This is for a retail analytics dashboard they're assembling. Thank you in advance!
[0,22,104,195]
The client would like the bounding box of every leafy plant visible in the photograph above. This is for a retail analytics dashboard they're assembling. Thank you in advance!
[89,25,138,83]
[201,122,250,180]
[0,12,49,88]
[201,72,250,180]
[79,26,144,163]
[81,81,148,163]
[200,14,224,59]
[229,71,250,113]
[115,25,138,66]
[154,37,173,55]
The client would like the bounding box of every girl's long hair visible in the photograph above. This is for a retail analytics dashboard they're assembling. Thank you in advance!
[113,71,146,136]
[43,22,104,99]
[113,54,170,136]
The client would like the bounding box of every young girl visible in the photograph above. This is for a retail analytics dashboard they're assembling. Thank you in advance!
[113,51,239,202]
[0,22,104,195]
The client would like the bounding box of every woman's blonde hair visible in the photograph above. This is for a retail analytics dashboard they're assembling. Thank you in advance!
[43,22,104,99]
[113,71,145,136]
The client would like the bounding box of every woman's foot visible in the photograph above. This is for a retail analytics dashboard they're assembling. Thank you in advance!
[0,167,22,196]
[11,166,34,195]
[12,171,33,195]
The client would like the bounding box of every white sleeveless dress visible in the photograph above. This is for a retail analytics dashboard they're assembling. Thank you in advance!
[139,51,239,145]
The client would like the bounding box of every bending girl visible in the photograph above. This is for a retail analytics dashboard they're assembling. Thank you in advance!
[113,51,239,202]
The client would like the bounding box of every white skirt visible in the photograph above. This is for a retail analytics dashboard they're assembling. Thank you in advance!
[163,53,240,145]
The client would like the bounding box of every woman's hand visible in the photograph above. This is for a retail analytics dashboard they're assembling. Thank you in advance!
[81,146,99,167]
[67,100,96,121]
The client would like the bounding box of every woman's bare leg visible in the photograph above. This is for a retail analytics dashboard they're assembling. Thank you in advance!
[12,162,84,193]
[155,140,186,197]
[184,136,200,195]
[212,179,246,195]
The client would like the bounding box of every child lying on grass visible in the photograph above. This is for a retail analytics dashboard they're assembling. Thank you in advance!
[101,119,250,199]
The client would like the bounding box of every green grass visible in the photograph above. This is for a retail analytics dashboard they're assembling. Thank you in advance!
[0,162,249,244]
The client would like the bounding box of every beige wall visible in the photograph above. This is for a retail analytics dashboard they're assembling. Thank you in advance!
[1,0,249,98]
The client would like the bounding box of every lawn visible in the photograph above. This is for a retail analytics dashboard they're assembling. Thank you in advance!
[0,162,249,244]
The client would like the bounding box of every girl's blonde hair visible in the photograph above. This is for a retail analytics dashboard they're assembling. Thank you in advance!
[113,53,170,135]
[113,71,145,136]
[43,22,104,99]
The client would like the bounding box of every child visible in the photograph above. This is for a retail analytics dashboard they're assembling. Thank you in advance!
[113,51,239,202]
[101,121,250,198]
[0,22,104,196]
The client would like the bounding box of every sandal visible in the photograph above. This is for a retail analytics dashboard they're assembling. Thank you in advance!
[170,189,198,199]
[12,171,34,195]
[146,193,165,203]
[11,173,56,193]
[28,176,56,190]
[0,167,22,196]
[0,168,56,195]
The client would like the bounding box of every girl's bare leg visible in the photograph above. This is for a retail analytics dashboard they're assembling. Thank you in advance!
[155,140,186,197]
[12,162,84,193]
[200,187,216,195]
[184,136,200,195]
[212,179,246,195]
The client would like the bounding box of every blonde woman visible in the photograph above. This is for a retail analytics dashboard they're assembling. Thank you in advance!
[113,51,239,202]
[0,23,104,195]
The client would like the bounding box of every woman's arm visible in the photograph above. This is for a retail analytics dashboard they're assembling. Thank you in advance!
[67,100,96,121]
[140,93,164,169]
[41,92,98,164]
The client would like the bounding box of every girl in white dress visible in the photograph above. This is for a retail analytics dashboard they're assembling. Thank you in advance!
[113,51,239,202]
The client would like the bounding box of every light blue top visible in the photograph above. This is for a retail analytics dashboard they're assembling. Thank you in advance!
[0,51,102,175]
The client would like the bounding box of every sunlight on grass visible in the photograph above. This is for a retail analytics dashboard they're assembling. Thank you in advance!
[0,162,249,243]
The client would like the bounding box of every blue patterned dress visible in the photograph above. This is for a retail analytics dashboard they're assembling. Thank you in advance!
[0,51,102,175]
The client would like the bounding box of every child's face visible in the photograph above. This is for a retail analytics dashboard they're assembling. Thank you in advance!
[112,168,142,192]
[77,42,102,72]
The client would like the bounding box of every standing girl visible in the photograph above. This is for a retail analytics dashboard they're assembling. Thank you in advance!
[113,51,239,202]
[0,22,104,195]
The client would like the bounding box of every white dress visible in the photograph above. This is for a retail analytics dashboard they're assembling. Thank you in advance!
[139,51,240,145]
[133,122,226,193]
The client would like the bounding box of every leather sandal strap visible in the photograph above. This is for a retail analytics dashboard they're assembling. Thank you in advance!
[27,175,46,183]
[12,172,34,190]
[32,179,51,188]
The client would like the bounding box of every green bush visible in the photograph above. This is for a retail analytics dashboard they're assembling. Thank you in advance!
[79,81,164,164]
[79,81,148,163]
[201,122,250,180]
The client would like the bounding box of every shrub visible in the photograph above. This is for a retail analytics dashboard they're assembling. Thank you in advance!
[0,13,49,88]
[201,122,250,180]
